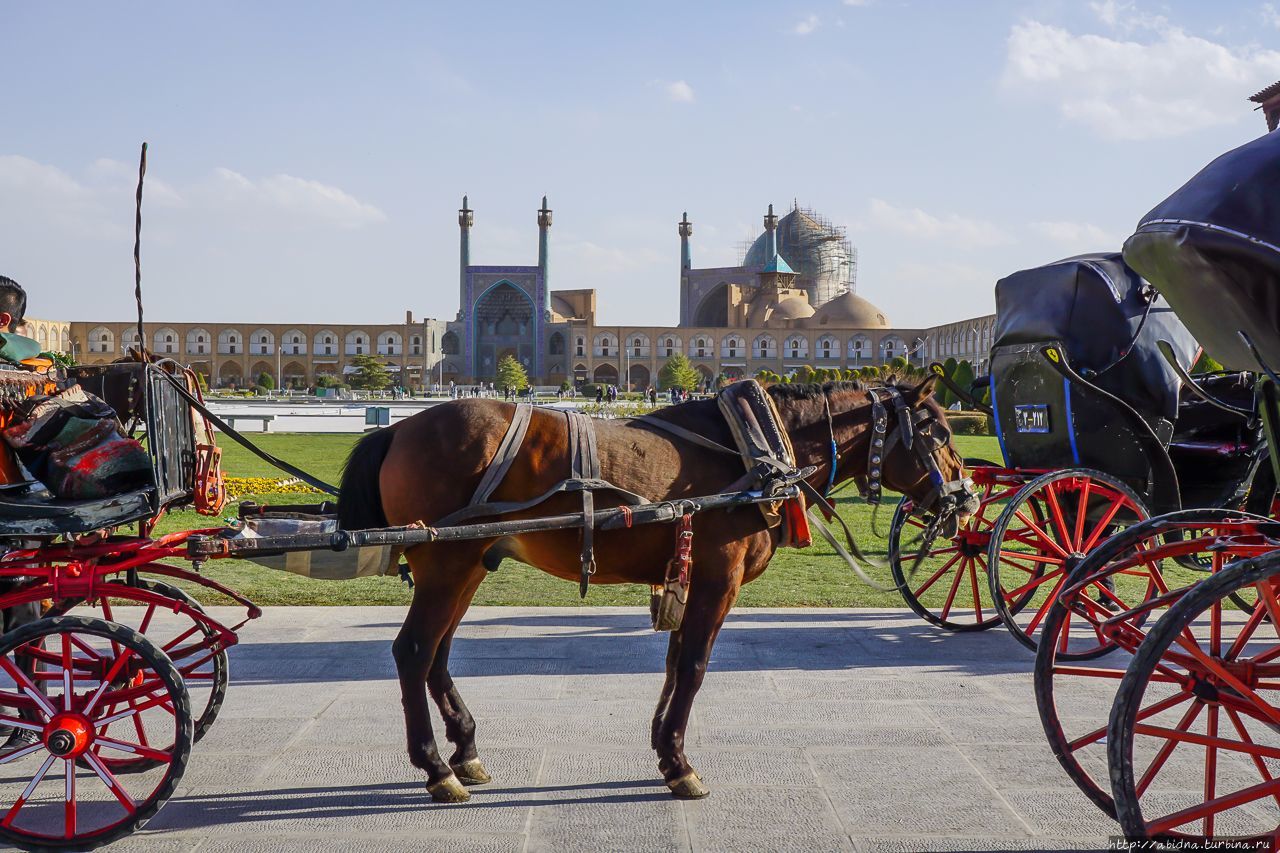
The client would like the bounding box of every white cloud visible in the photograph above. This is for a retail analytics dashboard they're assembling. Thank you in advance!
[1003,18,1280,140]
[666,80,695,103]
[200,169,386,229]
[1264,3,1280,28]
[1029,220,1116,247]
[793,14,820,35]
[868,199,1013,248]
[843,0,870,6]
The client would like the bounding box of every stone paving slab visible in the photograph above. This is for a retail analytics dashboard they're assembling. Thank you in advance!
[14,606,1126,852]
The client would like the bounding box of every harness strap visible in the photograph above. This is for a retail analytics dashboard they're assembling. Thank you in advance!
[566,411,602,597]
[471,403,533,506]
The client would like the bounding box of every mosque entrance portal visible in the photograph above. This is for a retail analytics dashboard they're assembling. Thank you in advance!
[474,282,535,379]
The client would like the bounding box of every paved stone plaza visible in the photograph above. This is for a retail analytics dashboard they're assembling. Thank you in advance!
[88,606,1121,853]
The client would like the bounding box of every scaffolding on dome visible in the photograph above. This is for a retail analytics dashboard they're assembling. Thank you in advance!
[737,205,858,307]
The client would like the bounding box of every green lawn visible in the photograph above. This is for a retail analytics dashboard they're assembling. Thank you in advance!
[156,432,1002,607]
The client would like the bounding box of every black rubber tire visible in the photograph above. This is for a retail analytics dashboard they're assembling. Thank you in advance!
[988,468,1149,658]
[0,615,192,852]
[1034,507,1265,821]
[888,458,1004,631]
[1109,550,1280,843]
[46,578,228,755]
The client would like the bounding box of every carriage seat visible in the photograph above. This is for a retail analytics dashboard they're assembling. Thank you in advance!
[0,480,155,538]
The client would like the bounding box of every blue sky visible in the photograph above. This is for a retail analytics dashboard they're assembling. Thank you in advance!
[3,1,1279,327]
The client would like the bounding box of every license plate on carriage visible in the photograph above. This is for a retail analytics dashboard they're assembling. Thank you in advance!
[1014,404,1050,433]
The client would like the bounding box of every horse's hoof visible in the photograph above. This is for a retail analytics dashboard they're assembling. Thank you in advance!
[451,758,492,786]
[427,774,472,803]
[667,772,710,799]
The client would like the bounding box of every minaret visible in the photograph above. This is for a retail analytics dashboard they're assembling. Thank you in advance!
[757,203,796,296]
[679,211,693,270]
[537,195,552,318]
[458,195,473,321]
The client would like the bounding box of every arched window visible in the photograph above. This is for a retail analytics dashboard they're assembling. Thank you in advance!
[753,334,776,359]
[594,333,617,358]
[848,335,870,361]
[218,329,242,356]
[575,336,585,357]
[628,334,649,357]
[441,331,460,356]
[817,335,839,360]
[346,331,369,356]
[378,331,402,356]
[410,335,423,355]
[721,335,744,359]
[549,332,565,355]
[314,330,339,356]
[88,326,114,354]
[784,336,808,360]
[283,329,305,355]
[251,329,274,355]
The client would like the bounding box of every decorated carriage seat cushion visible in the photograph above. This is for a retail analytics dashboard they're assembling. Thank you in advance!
[2,384,152,500]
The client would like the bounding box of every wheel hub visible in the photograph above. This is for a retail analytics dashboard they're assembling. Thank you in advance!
[43,714,91,758]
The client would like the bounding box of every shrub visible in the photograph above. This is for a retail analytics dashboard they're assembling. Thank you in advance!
[946,411,993,436]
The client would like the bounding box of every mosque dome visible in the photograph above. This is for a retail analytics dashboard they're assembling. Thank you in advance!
[748,295,816,327]
[743,206,857,308]
[804,290,890,329]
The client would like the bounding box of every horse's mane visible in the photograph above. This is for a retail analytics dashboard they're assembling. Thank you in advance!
[764,375,922,402]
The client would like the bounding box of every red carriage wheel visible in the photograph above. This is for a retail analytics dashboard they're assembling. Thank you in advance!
[46,577,228,767]
[888,461,1023,631]
[1110,550,1280,843]
[988,469,1149,657]
[1035,510,1273,819]
[0,615,191,851]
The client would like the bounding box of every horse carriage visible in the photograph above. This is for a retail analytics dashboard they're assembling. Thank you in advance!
[1032,128,1280,844]
[889,252,1273,656]
[0,335,974,848]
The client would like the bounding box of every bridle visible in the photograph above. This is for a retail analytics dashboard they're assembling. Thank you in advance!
[820,385,977,518]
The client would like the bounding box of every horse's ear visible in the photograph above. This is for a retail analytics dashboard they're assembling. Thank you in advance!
[911,375,938,403]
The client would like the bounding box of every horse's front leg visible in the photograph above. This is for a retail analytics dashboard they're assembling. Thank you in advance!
[427,565,490,786]
[393,555,473,803]
[653,555,741,799]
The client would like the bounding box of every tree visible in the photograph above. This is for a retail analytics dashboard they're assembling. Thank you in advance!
[888,356,908,374]
[951,360,976,408]
[659,353,701,391]
[348,354,391,391]
[257,371,275,391]
[194,371,209,393]
[496,354,529,393]
[795,365,818,385]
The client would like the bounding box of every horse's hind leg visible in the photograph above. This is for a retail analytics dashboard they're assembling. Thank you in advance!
[651,632,680,750]
[427,565,489,786]
[393,547,480,803]
[653,560,740,799]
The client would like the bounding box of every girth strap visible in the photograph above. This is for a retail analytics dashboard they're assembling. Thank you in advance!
[566,411,602,597]
[471,403,533,506]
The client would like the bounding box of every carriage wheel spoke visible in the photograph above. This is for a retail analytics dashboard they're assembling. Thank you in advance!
[0,654,55,719]
[913,554,962,598]
[1073,478,1090,552]
[1042,483,1075,553]
[1147,774,1280,836]
[94,736,171,763]
[1136,701,1204,796]
[1222,706,1280,808]
[1081,496,1127,552]
[1002,567,1065,603]
[967,558,985,622]
[1,753,57,827]
[1225,592,1271,661]
[83,752,138,813]
[1011,510,1071,559]
[63,758,75,839]
[1068,688,1191,751]
[1171,636,1280,728]
[1025,572,1069,636]
[939,554,970,621]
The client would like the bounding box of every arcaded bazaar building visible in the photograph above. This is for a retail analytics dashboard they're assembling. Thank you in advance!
[50,198,994,389]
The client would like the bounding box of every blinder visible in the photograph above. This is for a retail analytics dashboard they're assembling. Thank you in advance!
[855,387,978,520]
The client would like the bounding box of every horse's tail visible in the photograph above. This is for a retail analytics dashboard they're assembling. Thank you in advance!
[337,427,395,530]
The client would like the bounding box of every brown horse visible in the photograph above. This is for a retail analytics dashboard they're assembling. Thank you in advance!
[337,377,971,802]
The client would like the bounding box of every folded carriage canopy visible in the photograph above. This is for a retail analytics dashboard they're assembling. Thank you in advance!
[1124,130,1280,372]
[993,252,1199,423]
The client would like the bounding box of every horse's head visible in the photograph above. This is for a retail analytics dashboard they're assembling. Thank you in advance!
[869,377,978,535]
